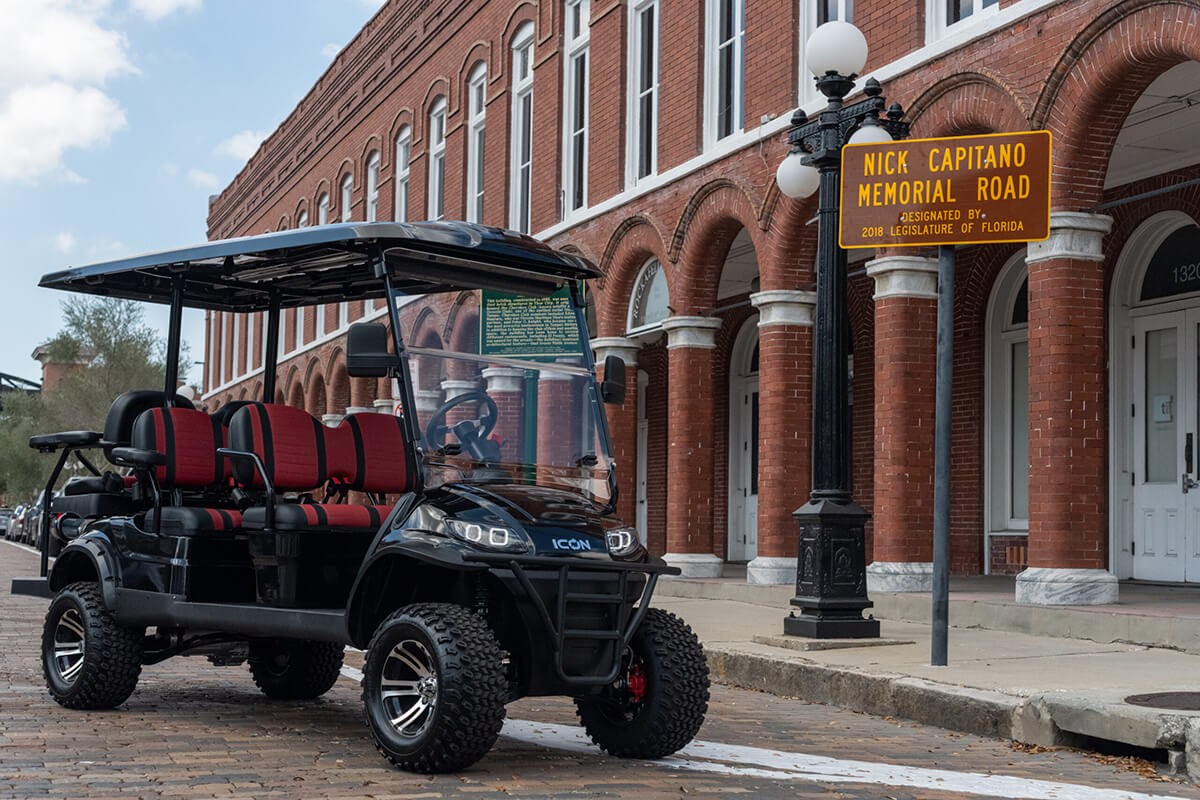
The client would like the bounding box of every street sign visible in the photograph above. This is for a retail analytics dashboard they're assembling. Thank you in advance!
[838,131,1051,249]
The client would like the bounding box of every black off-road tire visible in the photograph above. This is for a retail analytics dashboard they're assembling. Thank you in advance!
[248,640,344,699]
[42,582,143,710]
[575,607,709,759]
[362,603,507,774]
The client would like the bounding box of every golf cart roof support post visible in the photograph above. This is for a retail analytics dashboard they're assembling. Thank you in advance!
[163,277,184,404]
[570,279,620,515]
[377,247,425,489]
[262,294,281,402]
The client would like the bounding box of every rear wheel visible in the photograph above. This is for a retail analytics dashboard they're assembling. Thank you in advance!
[42,582,143,709]
[575,607,709,759]
[362,603,507,773]
[248,640,344,699]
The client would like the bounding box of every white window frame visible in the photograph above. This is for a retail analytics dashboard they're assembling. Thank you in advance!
[297,209,309,228]
[245,311,255,372]
[221,312,230,383]
[317,193,329,225]
[562,0,590,218]
[799,0,854,106]
[927,0,999,43]
[467,65,487,224]
[509,24,535,233]
[394,126,411,222]
[295,306,306,350]
[365,151,380,222]
[428,96,447,221]
[983,251,1029,572]
[340,174,353,223]
[208,312,218,392]
[704,0,744,150]
[626,0,659,186]
[625,257,670,335]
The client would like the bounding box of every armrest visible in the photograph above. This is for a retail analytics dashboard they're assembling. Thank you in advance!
[109,447,166,469]
[217,448,275,495]
[28,431,102,453]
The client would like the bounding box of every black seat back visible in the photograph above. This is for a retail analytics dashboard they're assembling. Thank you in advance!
[103,390,195,447]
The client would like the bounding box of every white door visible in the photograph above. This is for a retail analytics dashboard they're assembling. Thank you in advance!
[728,378,759,561]
[1132,310,1200,581]
[635,371,649,545]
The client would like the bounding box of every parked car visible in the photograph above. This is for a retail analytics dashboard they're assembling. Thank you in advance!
[7,506,24,541]
[24,493,48,547]
[0,507,13,540]
[13,223,710,775]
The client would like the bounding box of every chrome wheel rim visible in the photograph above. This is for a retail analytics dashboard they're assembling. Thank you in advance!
[380,639,437,738]
[53,608,86,684]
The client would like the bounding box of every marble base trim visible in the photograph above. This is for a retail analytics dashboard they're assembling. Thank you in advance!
[746,556,797,585]
[867,561,934,593]
[663,553,724,578]
[1015,567,1119,606]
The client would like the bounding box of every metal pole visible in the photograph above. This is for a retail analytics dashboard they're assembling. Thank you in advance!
[932,244,955,666]
[163,279,184,403]
[262,298,281,402]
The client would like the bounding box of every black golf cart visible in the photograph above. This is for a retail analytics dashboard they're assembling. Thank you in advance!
[12,222,709,773]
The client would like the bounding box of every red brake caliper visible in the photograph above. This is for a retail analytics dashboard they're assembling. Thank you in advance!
[627,664,647,702]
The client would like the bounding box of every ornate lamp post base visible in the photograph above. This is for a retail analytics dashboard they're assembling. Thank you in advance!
[785,497,879,638]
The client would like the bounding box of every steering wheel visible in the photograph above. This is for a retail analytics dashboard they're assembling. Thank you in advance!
[424,391,499,452]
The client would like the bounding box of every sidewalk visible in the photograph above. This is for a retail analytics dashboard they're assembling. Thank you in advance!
[653,575,1200,782]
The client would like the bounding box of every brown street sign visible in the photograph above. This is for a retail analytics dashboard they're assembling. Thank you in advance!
[838,130,1051,249]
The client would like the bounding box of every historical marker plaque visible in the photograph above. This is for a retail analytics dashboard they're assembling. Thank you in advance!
[838,131,1052,249]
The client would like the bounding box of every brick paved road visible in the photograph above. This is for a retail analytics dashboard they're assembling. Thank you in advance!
[2,540,1197,799]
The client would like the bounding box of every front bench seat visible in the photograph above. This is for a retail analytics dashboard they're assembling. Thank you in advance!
[131,407,242,534]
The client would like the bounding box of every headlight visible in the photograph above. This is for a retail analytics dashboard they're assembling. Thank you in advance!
[605,527,642,559]
[445,519,532,553]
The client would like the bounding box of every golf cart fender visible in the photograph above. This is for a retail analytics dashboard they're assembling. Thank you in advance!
[48,534,119,609]
[345,540,489,646]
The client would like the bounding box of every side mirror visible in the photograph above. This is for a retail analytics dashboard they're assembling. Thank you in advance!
[599,354,626,405]
[347,322,400,378]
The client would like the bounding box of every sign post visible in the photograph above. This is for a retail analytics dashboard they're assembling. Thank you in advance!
[838,131,1051,667]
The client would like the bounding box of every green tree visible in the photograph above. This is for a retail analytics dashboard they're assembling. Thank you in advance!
[0,297,186,502]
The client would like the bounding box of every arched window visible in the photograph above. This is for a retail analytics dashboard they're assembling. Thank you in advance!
[340,173,353,223]
[365,151,380,222]
[627,258,670,332]
[466,64,487,223]
[317,192,329,225]
[394,126,411,222]
[297,209,309,228]
[509,23,535,232]
[428,96,447,221]
[1139,224,1200,302]
[985,252,1029,555]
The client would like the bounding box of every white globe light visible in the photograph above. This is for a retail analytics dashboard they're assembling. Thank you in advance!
[806,21,869,78]
[776,152,820,199]
[848,124,893,145]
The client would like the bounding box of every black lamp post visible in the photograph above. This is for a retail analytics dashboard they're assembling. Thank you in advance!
[775,22,909,638]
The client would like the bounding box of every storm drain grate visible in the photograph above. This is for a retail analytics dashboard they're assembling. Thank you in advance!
[1124,692,1200,710]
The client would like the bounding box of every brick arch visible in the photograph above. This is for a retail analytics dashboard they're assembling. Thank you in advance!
[360,137,383,175]
[388,109,415,148]
[421,81,451,136]
[596,216,670,338]
[458,45,492,112]
[293,197,309,224]
[501,3,537,54]
[326,349,350,412]
[904,71,1030,138]
[672,179,767,314]
[250,380,263,403]
[313,179,331,212]
[285,367,303,408]
[1034,0,1200,208]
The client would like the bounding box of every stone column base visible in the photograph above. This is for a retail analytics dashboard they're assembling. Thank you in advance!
[345,406,374,415]
[320,413,345,427]
[1015,567,1119,606]
[867,561,934,593]
[373,399,395,413]
[746,556,797,585]
[663,553,724,578]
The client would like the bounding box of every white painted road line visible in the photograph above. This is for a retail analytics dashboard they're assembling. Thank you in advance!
[339,662,1185,799]
[1,539,43,557]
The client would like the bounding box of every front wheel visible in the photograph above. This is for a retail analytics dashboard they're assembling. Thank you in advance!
[248,640,344,699]
[575,607,710,759]
[362,603,507,773]
[42,582,144,709]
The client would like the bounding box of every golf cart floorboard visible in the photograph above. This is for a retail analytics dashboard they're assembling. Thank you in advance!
[113,588,348,643]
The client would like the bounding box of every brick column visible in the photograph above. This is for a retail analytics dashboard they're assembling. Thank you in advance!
[482,367,526,463]
[1017,212,1118,606]
[592,337,642,528]
[440,378,482,430]
[661,316,723,577]
[745,291,815,584]
[862,256,939,592]
[536,369,578,479]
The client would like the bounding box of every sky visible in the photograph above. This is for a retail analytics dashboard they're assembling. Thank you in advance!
[0,0,386,386]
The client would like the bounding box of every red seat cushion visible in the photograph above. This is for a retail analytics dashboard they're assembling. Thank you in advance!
[241,503,392,531]
[227,403,326,491]
[337,413,415,494]
[146,506,242,535]
[132,407,229,488]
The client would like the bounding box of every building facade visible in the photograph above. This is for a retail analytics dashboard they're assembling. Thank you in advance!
[203,0,1200,602]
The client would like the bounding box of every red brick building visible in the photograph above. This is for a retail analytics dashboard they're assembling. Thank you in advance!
[203,0,1200,603]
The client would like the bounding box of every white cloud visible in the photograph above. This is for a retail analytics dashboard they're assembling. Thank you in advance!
[54,232,77,253]
[128,0,202,22]
[187,168,220,190]
[0,0,135,183]
[214,129,267,162]
[321,42,342,60]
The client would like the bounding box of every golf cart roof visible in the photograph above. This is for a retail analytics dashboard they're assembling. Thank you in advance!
[38,222,600,313]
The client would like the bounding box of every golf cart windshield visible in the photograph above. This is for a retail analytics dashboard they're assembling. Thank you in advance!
[399,289,613,505]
